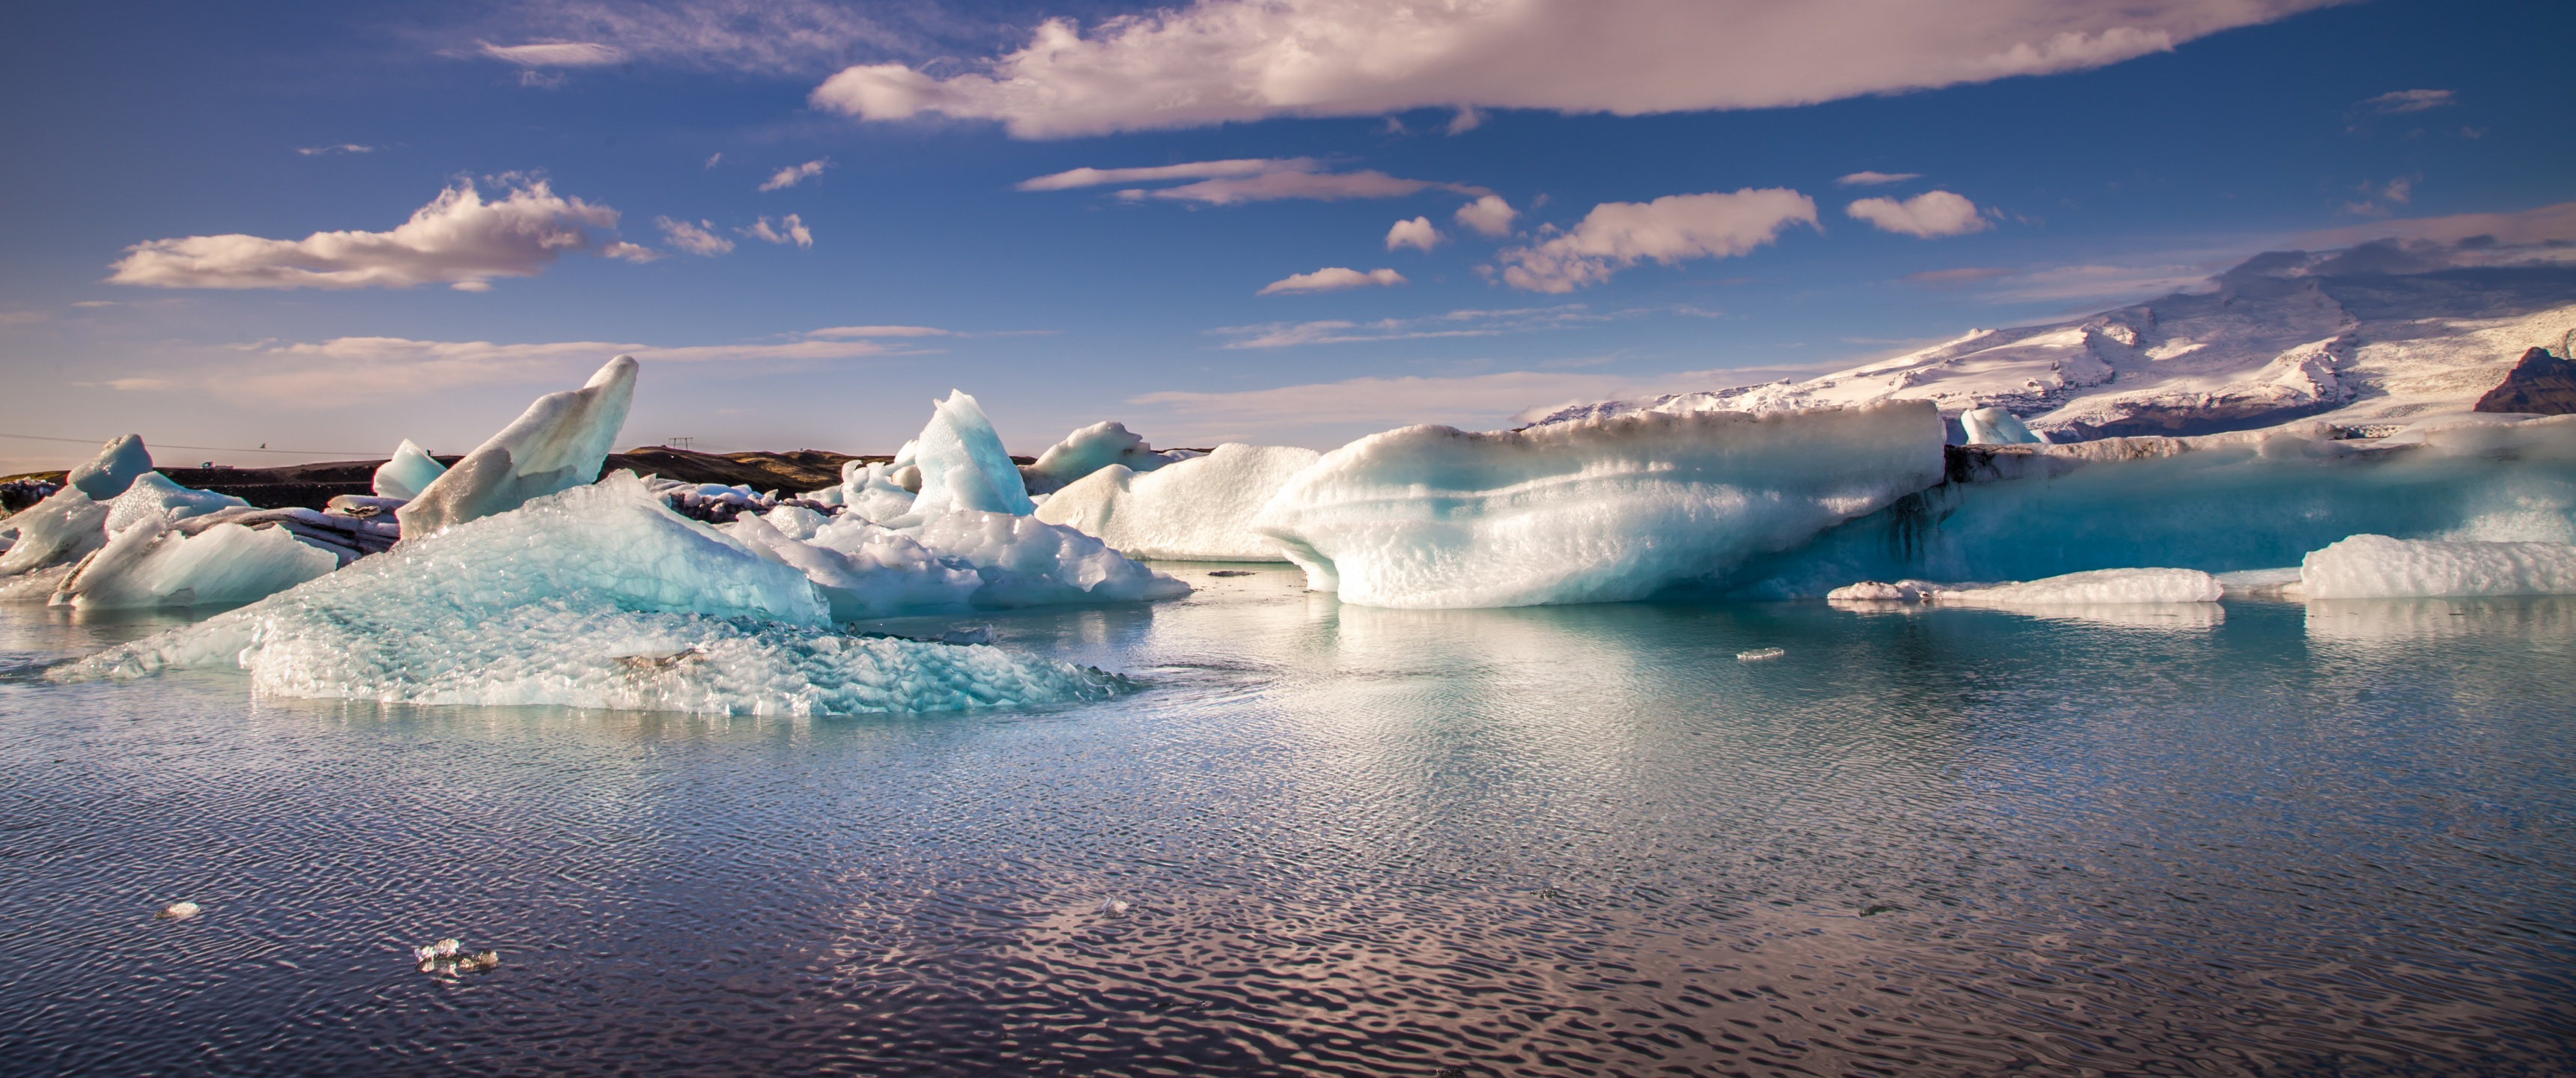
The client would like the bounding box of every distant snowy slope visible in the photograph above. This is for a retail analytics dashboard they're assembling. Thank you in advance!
[1535,246,2576,441]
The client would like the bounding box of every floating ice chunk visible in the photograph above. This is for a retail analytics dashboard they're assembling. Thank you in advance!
[1252,401,1946,609]
[1021,421,1189,496]
[52,474,1126,715]
[912,511,1192,607]
[53,517,337,609]
[908,391,1035,518]
[1737,648,1784,662]
[371,439,449,500]
[1961,407,2042,445]
[66,434,154,500]
[0,489,109,577]
[1826,579,1937,603]
[104,472,249,535]
[2301,534,2576,598]
[1037,444,1323,561]
[762,504,829,542]
[729,513,980,619]
[157,901,201,921]
[397,355,637,538]
[1933,567,2224,605]
[838,461,917,523]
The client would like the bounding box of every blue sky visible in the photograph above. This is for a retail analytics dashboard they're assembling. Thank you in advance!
[2,0,2570,471]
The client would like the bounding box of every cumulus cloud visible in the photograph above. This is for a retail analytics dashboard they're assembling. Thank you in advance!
[1836,170,1920,186]
[759,159,828,191]
[601,241,662,263]
[1454,195,1519,236]
[741,215,813,247]
[1498,188,1817,293]
[1845,190,1990,237]
[1386,216,1444,252]
[106,179,621,292]
[2357,88,2455,115]
[809,0,2331,138]
[1258,267,1408,295]
[479,40,627,67]
[655,216,735,255]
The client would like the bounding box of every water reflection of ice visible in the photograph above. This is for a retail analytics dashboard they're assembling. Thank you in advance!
[2303,595,2576,643]
[1829,597,2226,630]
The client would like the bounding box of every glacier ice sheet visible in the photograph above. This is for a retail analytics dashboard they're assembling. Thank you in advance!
[1731,415,2576,597]
[1251,401,1946,608]
[53,517,337,609]
[1037,443,1322,561]
[908,391,1034,518]
[397,355,637,538]
[52,473,1126,716]
[2300,534,2576,598]
[65,434,154,500]
[1021,421,1191,496]
[372,439,449,500]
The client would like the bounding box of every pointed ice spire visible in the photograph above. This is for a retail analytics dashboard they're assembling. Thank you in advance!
[372,439,449,500]
[908,391,1034,517]
[396,356,637,538]
[66,434,154,500]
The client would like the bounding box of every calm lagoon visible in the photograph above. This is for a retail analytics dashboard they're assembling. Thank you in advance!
[3,565,2571,1075]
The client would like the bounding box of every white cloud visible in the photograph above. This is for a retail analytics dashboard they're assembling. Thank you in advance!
[1845,190,1990,237]
[602,241,661,263]
[1835,171,1921,186]
[1498,188,1817,293]
[704,152,723,168]
[806,325,950,338]
[809,0,2331,138]
[2357,88,2455,115]
[297,144,376,156]
[1023,157,1483,204]
[1018,158,1312,191]
[106,179,622,292]
[760,159,828,192]
[1386,216,1444,252]
[1259,267,1408,295]
[2294,200,2576,250]
[1454,194,1518,236]
[479,40,626,67]
[484,0,902,76]
[741,215,813,247]
[655,216,735,255]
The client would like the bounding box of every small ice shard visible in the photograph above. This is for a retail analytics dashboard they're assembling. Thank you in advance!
[157,901,201,921]
[1826,580,1936,603]
[433,938,460,957]
[1253,401,1945,609]
[2301,534,2576,598]
[1961,407,2042,445]
[1095,898,1131,916]
[371,439,449,500]
[1021,421,1188,496]
[1933,568,2224,605]
[397,355,637,538]
[908,391,1035,518]
[66,434,154,500]
[1038,444,1323,561]
[103,473,251,535]
[52,517,337,609]
[762,504,828,542]
[464,951,500,972]
[1737,648,1785,662]
[938,625,994,646]
[0,489,110,577]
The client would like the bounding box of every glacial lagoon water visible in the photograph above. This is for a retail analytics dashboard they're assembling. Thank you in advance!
[2,564,2572,1076]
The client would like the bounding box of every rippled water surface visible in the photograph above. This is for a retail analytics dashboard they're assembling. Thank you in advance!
[3,567,2573,1076]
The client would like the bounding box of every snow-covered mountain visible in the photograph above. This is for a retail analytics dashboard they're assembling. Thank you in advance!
[1537,246,2576,440]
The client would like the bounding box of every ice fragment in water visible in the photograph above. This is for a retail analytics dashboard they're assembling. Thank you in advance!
[1253,401,1945,608]
[1038,443,1322,561]
[1961,407,2042,445]
[52,474,1127,716]
[397,355,636,537]
[371,439,448,501]
[2301,534,2576,597]
[157,901,200,921]
[1826,579,1937,603]
[908,391,1035,517]
[1021,421,1190,496]
[53,517,336,609]
[66,434,154,500]
[1737,648,1784,662]
[1933,567,2224,605]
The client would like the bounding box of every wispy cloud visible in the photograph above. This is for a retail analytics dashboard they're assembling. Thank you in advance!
[1257,267,1407,296]
[1021,157,1485,205]
[477,40,626,67]
[1901,267,2015,288]
[479,0,905,76]
[1498,188,1818,293]
[106,179,622,292]
[655,216,735,256]
[1018,159,1307,191]
[740,214,813,247]
[1835,171,1921,186]
[1127,361,1841,439]
[1845,190,1990,237]
[1213,304,1623,348]
[759,159,829,192]
[296,144,377,156]
[2357,88,2455,115]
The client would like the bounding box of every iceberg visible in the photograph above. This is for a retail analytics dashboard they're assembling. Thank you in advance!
[1961,407,2042,445]
[396,355,637,538]
[371,439,449,500]
[1252,401,1946,608]
[836,460,918,523]
[0,489,109,577]
[52,517,337,609]
[907,391,1035,518]
[2300,534,2576,598]
[911,510,1192,607]
[1020,421,1191,496]
[104,472,250,534]
[64,434,154,500]
[1036,443,1323,561]
[52,472,1124,716]
[725,512,982,619]
[1933,567,2225,605]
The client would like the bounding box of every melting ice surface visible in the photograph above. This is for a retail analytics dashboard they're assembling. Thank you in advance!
[53,474,1126,716]
[1037,443,1322,561]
